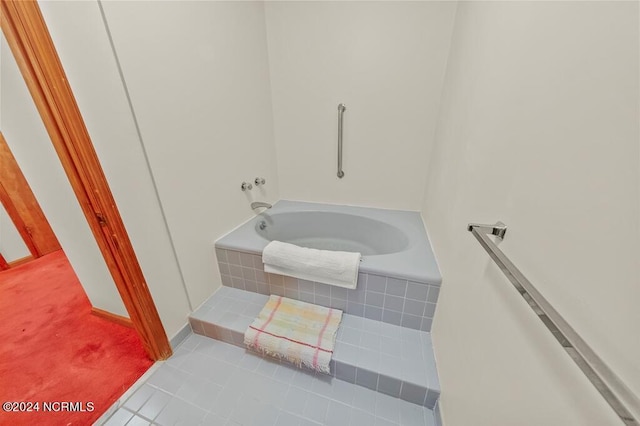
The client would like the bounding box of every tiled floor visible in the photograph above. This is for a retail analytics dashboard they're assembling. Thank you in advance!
[103,333,435,425]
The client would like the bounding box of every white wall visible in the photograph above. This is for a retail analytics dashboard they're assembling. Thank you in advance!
[0,204,29,262]
[423,2,639,425]
[100,1,279,309]
[265,1,456,211]
[37,1,192,337]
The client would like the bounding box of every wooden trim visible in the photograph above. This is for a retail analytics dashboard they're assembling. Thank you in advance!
[1,0,171,360]
[8,255,34,268]
[91,307,134,329]
[0,180,39,257]
[0,253,9,270]
[0,131,61,258]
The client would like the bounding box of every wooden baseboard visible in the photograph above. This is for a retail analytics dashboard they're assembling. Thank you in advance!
[91,307,134,328]
[8,255,34,268]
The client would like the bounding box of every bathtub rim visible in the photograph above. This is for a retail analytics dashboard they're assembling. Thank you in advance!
[255,210,411,256]
[215,200,442,286]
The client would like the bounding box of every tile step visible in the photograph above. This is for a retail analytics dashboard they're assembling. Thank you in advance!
[189,286,440,409]
[118,333,439,426]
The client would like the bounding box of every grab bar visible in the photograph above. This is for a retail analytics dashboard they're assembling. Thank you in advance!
[337,103,346,178]
[468,222,639,425]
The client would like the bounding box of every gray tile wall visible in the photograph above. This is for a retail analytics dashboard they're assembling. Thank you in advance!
[215,248,440,332]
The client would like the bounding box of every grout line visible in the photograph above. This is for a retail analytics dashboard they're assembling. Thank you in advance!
[97,0,193,311]
[96,361,162,424]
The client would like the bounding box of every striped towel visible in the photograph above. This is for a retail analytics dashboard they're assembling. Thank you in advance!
[244,295,342,374]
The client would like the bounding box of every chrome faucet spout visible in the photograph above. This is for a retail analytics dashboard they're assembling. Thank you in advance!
[251,201,272,210]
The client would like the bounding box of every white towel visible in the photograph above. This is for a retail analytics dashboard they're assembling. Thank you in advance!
[262,241,361,289]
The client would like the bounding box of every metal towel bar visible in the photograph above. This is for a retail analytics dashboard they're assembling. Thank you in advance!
[468,222,639,425]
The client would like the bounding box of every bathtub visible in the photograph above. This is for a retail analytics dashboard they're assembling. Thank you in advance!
[215,200,442,331]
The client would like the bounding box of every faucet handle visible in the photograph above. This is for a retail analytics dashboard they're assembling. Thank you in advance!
[241,182,253,191]
[254,177,266,186]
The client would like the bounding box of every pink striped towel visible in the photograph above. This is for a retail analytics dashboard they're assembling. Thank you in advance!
[244,295,342,374]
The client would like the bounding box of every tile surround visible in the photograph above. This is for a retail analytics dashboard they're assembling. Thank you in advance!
[198,246,443,417]
[216,248,439,332]
[190,286,440,409]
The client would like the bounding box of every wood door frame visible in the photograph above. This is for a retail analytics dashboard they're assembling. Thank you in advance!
[0,131,61,260]
[0,178,39,257]
[1,0,171,360]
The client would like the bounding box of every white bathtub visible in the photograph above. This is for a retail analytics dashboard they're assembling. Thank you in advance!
[216,200,441,285]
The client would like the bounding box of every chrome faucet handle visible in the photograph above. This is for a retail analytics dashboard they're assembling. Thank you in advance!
[254,177,266,186]
[241,182,253,191]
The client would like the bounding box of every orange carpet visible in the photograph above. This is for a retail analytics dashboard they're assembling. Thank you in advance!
[0,250,153,425]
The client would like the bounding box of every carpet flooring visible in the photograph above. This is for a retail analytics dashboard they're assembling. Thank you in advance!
[0,250,153,425]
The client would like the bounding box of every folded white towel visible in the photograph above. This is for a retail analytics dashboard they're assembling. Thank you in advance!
[262,241,361,289]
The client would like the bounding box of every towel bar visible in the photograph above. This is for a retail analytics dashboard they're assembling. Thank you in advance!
[468,222,639,425]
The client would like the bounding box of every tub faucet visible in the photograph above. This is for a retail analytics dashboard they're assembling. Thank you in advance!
[251,201,272,210]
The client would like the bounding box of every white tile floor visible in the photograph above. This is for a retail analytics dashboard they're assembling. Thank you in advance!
[102,333,435,425]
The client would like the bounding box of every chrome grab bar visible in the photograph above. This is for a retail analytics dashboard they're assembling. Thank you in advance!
[337,103,346,178]
[468,222,639,425]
